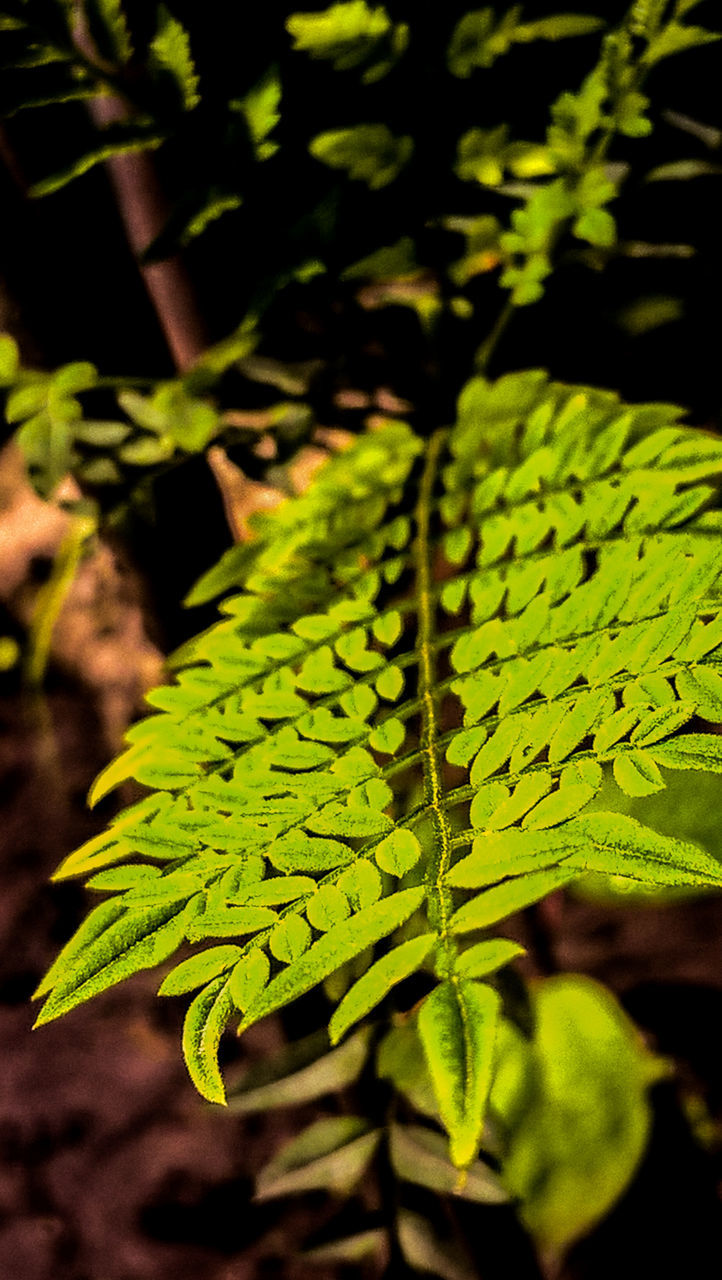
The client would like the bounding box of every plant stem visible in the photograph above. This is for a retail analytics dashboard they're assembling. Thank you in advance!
[413,429,456,966]
[88,93,207,373]
[476,298,515,373]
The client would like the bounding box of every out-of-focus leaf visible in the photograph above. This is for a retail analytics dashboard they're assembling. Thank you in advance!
[377,1021,440,1120]
[646,159,722,182]
[448,8,602,77]
[644,20,720,66]
[255,1115,381,1200]
[287,2,408,82]
[343,236,418,280]
[235,67,281,160]
[228,1026,371,1110]
[389,1124,509,1203]
[310,124,413,188]
[84,0,133,64]
[302,1229,387,1265]
[29,126,164,197]
[617,295,684,335]
[491,975,665,1253]
[0,333,20,385]
[149,4,200,108]
[397,1210,477,1280]
[577,767,722,904]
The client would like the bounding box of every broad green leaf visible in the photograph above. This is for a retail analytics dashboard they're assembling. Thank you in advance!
[493,976,664,1251]
[564,811,722,885]
[229,950,270,1009]
[267,833,355,873]
[32,897,127,1001]
[418,979,501,1168]
[449,827,575,887]
[451,811,722,891]
[338,859,383,909]
[577,767,722,903]
[306,884,350,930]
[376,665,404,700]
[369,717,405,754]
[270,914,311,962]
[329,933,435,1042]
[485,773,553,830]
[629,700,697,745]
[521,781,597,829]
[650,733,722,771]
[190,905,277,940]
[243,875,316,905]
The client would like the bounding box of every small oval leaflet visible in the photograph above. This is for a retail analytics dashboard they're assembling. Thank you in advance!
[456,938,526,979]
[374,828,422,876]
[229,950,270,1011]
[271,914,312,963]
[307,884,350,931]
[159,944,242,996]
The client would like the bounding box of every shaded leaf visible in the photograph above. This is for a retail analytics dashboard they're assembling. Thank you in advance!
[418,979,501,1168]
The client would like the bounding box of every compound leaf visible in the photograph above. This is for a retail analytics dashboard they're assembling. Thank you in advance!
[38,373,722,1113]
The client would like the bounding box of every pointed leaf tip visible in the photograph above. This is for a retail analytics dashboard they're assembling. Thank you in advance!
[182,975,236,1104]
[418,979,500,1169]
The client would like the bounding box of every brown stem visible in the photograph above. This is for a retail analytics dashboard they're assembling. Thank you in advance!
[88,94,207,372]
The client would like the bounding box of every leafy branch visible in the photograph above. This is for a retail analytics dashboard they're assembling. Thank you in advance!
[33,370,722,1179]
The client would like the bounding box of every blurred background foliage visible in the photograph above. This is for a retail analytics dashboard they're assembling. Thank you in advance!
[0,3,722,1278]
[1,0,720,649]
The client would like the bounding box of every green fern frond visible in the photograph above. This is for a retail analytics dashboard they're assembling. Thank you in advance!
[36,371,722,1165]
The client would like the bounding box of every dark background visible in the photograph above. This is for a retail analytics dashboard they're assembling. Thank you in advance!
[1,2,722,1276]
